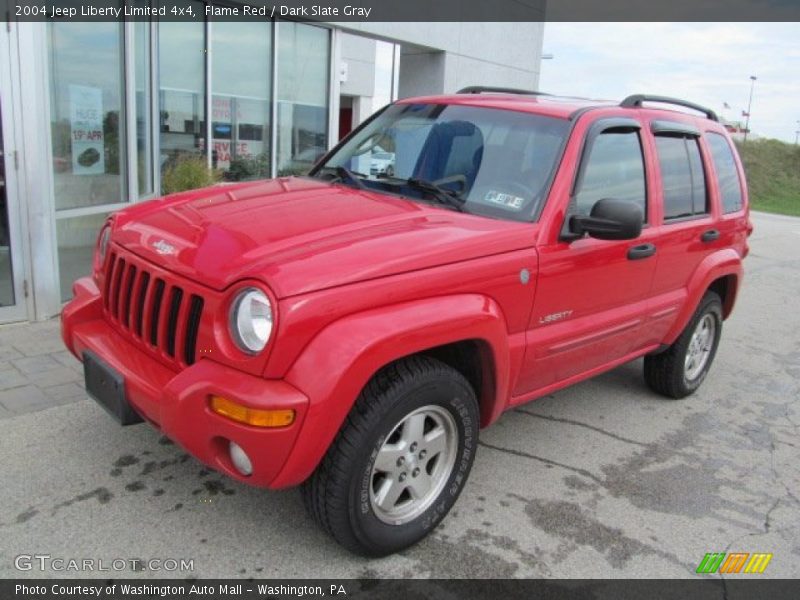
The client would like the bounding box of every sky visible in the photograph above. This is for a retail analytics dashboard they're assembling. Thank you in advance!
[539,22,800,143]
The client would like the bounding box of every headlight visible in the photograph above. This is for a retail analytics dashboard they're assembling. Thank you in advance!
[97,225,111,263]
[229,288,273,354]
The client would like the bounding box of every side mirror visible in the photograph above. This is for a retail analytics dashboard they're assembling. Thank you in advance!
[569,198,643,241]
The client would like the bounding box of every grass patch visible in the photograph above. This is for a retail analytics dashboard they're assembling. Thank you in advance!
[735,138,800,217]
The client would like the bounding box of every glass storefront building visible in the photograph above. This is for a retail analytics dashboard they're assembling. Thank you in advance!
[0,19,543,322]
[48,19,334,301]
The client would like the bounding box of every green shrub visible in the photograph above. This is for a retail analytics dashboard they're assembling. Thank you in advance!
[224,154,270,182]
[162,156,222,194]
[277,166,309,177]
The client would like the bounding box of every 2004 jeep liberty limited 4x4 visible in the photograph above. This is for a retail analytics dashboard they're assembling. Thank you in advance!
[62,88,751,556]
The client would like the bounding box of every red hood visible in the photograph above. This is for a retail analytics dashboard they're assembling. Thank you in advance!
[112,177,537,298]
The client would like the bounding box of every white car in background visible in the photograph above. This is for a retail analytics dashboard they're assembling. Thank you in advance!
[370,151,395,177]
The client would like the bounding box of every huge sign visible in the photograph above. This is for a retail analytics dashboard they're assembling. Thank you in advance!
[69,85,104,176]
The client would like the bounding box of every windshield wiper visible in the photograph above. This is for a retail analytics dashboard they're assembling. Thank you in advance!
[404,178,466,212]
[331,166,368,190]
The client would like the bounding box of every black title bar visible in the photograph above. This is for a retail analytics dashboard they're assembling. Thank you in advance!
[4,0,800,22]
[4,579,800,600]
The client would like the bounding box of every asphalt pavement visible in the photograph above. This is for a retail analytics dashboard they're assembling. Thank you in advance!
[1,211,797,579]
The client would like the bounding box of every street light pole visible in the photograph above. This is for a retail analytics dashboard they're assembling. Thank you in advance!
[743,75,757,142]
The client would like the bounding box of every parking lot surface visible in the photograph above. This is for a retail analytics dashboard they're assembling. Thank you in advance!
[0,211,797,579]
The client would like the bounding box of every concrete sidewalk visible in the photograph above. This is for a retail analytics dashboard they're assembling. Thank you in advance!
[0,319,85,418]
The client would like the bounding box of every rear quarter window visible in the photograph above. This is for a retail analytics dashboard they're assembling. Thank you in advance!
[654,135,707,220]
[705,132,744,213]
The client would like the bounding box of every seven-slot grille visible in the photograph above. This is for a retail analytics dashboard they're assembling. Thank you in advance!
[102,249,204,368]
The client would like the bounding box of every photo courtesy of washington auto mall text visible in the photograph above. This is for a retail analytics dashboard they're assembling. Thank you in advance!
[14,583,348,598]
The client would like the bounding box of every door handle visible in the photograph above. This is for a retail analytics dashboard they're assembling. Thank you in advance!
[701,229,720,243]
[627,243,656,260]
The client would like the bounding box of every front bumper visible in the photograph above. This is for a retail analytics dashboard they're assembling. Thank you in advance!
[61,277,309,488]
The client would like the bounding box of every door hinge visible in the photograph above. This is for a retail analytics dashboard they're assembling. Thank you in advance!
[23,280,29,298]
[13,150,19,170]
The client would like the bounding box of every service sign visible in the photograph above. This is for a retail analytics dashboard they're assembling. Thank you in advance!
[211,95,265,169]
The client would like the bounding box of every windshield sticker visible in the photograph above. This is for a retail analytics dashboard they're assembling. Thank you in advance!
[484,190,525,210]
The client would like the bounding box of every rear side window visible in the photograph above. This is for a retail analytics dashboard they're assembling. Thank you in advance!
[575,130,646,219]
[706,133,744,213]
[655,135,707,220]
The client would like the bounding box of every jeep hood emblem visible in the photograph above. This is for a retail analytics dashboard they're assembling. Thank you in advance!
[152,239,176,255]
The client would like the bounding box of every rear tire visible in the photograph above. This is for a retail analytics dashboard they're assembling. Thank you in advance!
[644,291,723,399]
[301,356,479,557]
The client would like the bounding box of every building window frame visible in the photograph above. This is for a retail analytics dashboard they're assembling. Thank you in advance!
[150,18,161,196]
[204,18,213,170]
[124,19,139,202]
[270,19,279,178]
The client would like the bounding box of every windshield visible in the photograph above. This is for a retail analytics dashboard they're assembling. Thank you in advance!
[311,103,570,221]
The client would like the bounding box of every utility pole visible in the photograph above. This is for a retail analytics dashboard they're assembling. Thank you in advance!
[796,121,799,146]
[743,75,757,142]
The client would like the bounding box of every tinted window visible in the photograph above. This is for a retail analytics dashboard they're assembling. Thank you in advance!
[575,131,646,219]
[706,133,743,213]
[655,135,707,220]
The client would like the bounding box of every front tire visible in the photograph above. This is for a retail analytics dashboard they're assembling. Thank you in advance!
[301,356,479,556]
[644,291,723,399]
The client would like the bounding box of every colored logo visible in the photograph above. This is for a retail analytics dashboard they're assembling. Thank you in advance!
[696,552,772,574]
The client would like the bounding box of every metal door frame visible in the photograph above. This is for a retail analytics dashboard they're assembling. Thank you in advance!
[0,22,33,323]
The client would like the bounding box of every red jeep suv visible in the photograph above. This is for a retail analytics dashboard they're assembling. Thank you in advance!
[61,88,751,556]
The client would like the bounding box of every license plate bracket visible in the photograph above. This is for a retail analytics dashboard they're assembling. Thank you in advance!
[83,350,143,426]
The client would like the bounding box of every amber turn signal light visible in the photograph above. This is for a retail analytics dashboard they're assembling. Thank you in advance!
[209,395,295,428]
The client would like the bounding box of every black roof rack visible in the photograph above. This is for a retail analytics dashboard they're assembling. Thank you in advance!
[620,94,718,122]
[457,86,551,97]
